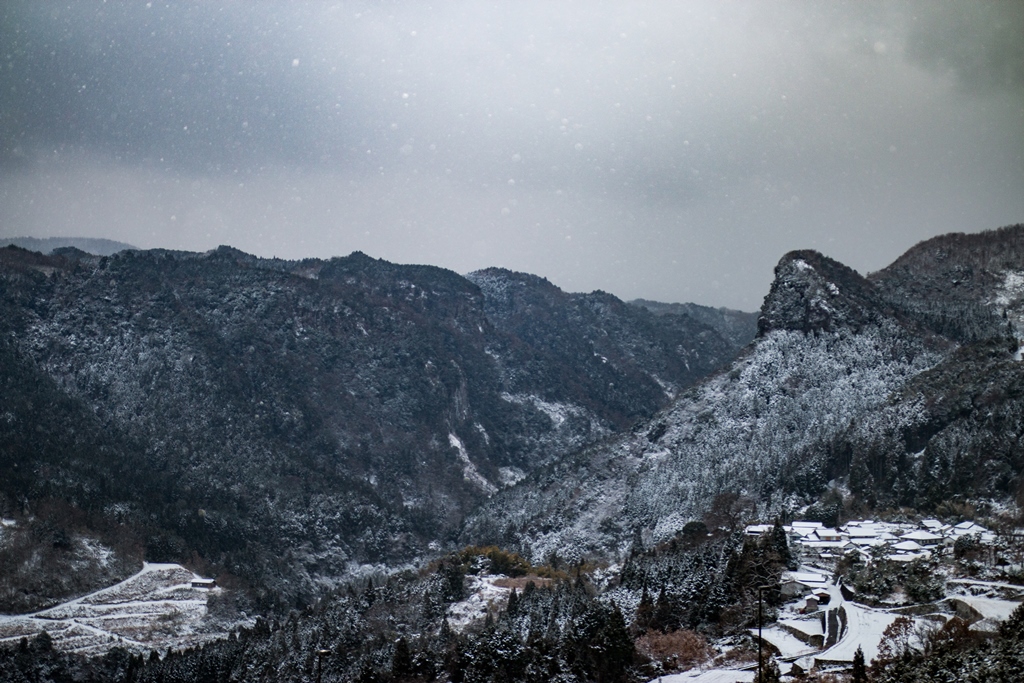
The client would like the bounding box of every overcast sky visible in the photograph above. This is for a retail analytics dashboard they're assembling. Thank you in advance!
[1,1,1022,310]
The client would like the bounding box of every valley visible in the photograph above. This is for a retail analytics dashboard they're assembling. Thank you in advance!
[2,224,1024,681]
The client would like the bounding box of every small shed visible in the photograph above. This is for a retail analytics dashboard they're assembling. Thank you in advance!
[191,578,216,589]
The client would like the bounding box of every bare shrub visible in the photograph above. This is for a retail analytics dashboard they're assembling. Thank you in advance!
[635,628,712,671]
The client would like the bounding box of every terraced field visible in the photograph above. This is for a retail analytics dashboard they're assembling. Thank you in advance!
[0,563,230,655]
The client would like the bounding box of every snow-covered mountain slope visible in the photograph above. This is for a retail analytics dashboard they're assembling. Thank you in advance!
[0,244,747,608]
[869,224,1024,341]
[464,228,1024,564]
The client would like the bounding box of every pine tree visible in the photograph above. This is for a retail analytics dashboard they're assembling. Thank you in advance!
[755,653,781,683]
[653,586,673,632]
[506,587,519,618]
[594,602,635,683]
[392,637,412,680]
[634,582,654,633]
[439,617,454,644]
[851,645,867,683]
[769,519,794,570]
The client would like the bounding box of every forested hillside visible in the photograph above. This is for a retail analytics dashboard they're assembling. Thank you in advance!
[465,227,1024,565]
[0,245,744,611]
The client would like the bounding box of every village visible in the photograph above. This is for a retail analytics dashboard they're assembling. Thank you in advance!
[719,516,1024,680]
[746,518,1011,566]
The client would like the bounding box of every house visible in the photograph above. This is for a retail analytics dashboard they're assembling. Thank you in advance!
[781,571,830,599]
[891,540,924,553]
[191,578,216,589]
[900,530,943,546]
[951,521,988,536]
[846,527,882,541]
[812,528,843,542]
[887,539,931,562]
[787,521,824,539]
[744,524,773,536]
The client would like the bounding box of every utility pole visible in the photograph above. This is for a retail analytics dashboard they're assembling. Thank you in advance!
[757,585,772,683]
[316,649,330,683]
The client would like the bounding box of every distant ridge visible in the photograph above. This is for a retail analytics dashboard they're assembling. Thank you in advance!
[630,299,759,348]
[1,236,136,256]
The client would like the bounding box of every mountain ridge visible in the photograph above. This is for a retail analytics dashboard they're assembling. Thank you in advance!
[463,226,1024,564]
[0,243,750,610]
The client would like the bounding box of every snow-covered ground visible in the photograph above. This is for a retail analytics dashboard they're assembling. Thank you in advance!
[948,596,1022,624]
[449,433,498,495]
[757,625,819,659]
[446,574,513,630]
[652,668,754,682]
[769,563,1021,674]
[811,601,900,667]
[0,562,231,655]
[948,577,1024,595]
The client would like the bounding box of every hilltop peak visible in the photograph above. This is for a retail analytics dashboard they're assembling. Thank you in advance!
[757,250,888,336]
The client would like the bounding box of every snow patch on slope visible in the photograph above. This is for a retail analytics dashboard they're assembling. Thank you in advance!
[446,575,511,630]
[479,323,942,565]
[449,433,498,495]
[501,393,569,427]
[498,466,526,487]
[991,269,1024,338]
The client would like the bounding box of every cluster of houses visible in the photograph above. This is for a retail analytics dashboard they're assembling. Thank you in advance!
[746,518,996,564]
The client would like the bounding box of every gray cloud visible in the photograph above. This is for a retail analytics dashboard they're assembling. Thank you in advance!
[906,1,1024,94]
[1,1,1022,310]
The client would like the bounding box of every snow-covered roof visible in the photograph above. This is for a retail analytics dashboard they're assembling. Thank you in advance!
[951,596,1023,623]
[892,540,924,552]
[783,571,830,585]
[900,530,942,543]
[800,540,851,549]
[847,528,881,538]
[745,524,773,535]
[810,528,843,540]
[887,552,930,562]
[779,616,824,639]
[663,668,755,682]
[921,519,944,530]
[754,625,819,659]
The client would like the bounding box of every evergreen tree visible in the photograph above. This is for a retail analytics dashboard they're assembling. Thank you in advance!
[755,654,781,683]
[851,645,867,683]
[634,582,654,633]
[392,637,412,680]
[506,587,519,618]
[653,586,673,632]
[593,602,635,683]
[769,519,795,570]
